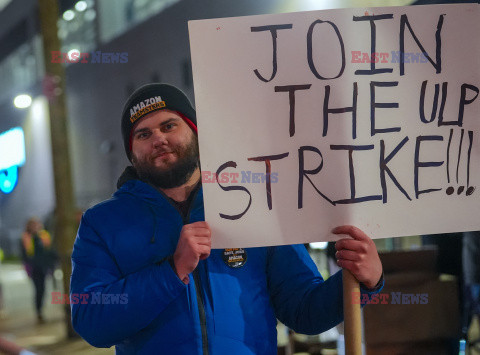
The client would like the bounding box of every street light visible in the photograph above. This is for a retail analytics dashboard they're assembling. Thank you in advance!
[63,10,75,21]
[75,1,88,12]
[13,94,32,109]
[67,48,81,62]
[309,242,328,249]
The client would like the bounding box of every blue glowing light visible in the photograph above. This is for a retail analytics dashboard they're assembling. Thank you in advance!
[0,166,18,194]
[0,127,25,194]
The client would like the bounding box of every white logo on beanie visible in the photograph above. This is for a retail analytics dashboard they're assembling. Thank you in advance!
[129,96,165,123]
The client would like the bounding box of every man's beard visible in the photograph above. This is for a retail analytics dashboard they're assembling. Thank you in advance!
[132,135,199,189]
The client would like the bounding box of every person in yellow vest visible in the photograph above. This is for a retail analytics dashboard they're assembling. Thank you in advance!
[20,217,52,323]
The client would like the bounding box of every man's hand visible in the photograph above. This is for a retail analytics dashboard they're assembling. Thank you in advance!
[173,222,211,284]
[333,225,383,290]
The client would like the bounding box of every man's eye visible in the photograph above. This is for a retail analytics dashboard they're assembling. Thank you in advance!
[137,132,149,139]
[164,123,175,131]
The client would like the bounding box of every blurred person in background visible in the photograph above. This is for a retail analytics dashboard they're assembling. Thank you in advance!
[20,217,52,323]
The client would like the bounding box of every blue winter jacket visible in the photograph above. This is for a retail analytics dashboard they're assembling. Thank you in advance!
[70,176,382,354]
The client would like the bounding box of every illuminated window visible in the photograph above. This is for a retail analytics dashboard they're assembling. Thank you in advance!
[58,0,98,58]
[97,0,180,43]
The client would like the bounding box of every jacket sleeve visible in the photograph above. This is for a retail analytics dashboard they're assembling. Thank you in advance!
[267,244,383,335]
[70,214,187,348]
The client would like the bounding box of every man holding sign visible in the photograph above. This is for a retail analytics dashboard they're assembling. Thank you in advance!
[70,83,383,354]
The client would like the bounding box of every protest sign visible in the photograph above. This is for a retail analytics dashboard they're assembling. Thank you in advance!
[189,4,480,248]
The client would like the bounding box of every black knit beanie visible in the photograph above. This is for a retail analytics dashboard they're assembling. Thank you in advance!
[121,83,197,160]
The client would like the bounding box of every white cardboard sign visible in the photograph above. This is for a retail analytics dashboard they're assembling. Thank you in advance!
[188,4,480,248]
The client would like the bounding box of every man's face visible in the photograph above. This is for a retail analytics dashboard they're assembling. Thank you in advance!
[131,109,199,189]
[27,219,42,234]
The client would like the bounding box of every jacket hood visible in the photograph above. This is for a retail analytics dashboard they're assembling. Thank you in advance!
[115,166,204,212]
[117,166,139,189]
[115,166,169,207]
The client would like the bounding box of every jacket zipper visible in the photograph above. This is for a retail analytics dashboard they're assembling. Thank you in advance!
[135,179,209,353]
[182,185,209,355]
[193,268,209,355]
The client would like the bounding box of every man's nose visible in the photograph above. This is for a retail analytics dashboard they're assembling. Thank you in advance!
[152,130,168,146]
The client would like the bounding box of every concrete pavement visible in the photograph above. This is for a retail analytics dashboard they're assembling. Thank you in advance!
[0,262,113,354]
